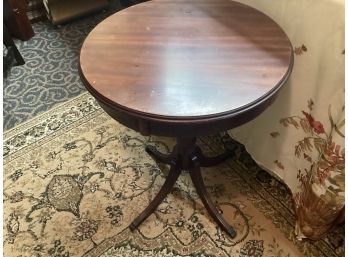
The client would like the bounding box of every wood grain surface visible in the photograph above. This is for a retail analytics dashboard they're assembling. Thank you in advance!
[80,0,293,121]
[79,1,293,234]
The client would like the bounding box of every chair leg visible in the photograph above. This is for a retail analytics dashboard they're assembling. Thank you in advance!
[3,25,25,65]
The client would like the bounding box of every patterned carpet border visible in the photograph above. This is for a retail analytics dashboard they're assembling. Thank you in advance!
[4,92,98,160]
[3,92,344,257]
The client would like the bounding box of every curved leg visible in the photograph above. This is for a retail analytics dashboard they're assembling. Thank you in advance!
[129,160,181,231]
[189,156,236,238]
[196,147,230,167]
[146,145,172,165]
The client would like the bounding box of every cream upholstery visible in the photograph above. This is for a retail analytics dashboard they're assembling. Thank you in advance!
[229,0,344,240]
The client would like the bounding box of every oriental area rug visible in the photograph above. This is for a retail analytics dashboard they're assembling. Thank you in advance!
[4,92,343,257]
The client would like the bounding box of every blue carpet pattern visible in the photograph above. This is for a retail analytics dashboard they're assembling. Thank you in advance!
[3,11,112,130]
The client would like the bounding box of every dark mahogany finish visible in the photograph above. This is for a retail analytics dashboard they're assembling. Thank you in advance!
[79,0,293,238]
[129,138,237,237]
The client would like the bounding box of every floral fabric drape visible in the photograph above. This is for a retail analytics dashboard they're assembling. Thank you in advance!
[229,0,344,240]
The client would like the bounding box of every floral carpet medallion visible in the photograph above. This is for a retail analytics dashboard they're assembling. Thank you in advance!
[4,93,343,257]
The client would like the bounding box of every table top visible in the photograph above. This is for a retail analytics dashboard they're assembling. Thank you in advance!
[79,0,293,121]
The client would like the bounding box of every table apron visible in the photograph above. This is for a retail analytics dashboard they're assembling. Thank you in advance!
[96,95,277,137]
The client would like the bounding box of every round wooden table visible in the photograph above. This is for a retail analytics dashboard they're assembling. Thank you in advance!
[79,0,293,238]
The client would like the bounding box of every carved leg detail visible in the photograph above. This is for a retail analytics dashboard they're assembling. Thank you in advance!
[129,160,181,231]
[129,138,236,238]
[189,156,236,238]
[146,145,173,165]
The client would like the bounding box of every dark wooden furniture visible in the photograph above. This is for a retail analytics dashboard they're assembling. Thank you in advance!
[4,0,34,41]
[4,25,25,69]
[4,0,27,73]
[79,0,293,238]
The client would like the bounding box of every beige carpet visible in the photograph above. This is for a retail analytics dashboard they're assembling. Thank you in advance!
[4,92,343,257]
